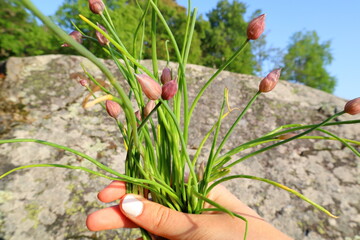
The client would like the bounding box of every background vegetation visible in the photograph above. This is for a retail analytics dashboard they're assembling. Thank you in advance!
[0,0,336,93]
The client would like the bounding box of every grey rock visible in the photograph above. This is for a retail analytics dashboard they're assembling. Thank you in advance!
[0,55,359,239]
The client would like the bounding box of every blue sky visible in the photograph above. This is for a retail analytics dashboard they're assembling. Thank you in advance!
[31,0,359,100]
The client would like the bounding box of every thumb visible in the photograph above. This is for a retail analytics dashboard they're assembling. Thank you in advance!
[120,194,202,240]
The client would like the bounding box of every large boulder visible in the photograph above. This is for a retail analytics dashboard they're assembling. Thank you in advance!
[0,55,359,240]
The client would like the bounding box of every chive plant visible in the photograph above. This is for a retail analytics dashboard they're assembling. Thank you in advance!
[1,0,360,239]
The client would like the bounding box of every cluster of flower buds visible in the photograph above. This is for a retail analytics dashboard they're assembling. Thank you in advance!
[105,100,121,119]
[344,97,360,115]
[61,31,83,47]
[95,23,110,46]
[136,67,178,101]
[89,0,105,14]
[134,68,178,123]
[247,14,265,40]
[259,68,282,93]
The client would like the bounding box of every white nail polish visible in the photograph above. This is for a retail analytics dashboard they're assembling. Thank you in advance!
[122,195,144,217]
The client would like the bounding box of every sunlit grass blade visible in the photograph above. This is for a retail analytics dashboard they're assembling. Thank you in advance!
[213,91,261,162]
[201,89,227,191]
[0,163,122,181]
[0,138,123,176]
[225,111,345,168]
[0,162,181,210]
[208,175,338,218]
[316,128,360,157]
[215,128,360,168]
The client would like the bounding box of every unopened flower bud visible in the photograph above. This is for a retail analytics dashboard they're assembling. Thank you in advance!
[278,133,297,140]
[135,74,162,100]
[61,31,83,47]
[247,14,265,40]
[105,100,121,119]
[196,161,206,181]
[344,97,360,115]
[259,68,281,93]
[144,100,156,117]
[79,79,88,87]
[162,79,178,100]
[135,110,142,122]
[96,23,110,46]
[89,0,105,14]
[161,67,172,84]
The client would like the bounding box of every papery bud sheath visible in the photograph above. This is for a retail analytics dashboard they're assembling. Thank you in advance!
[89,0,105,14]
[161,67,172,84]
[259,68,281,93]
[135,110,142,122]
[96,24,110,46]
[135,74,162,100]
[247,14,265,40]
[61,31,83,47]
[106,100,121,119]
[162,79,178,100]
[144,100,156,117]
[344,97,360,115]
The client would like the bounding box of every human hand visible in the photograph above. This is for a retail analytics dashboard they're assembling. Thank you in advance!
[86,181,293,240]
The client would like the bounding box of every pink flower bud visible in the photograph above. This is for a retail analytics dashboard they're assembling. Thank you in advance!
[96,23,110,46]
[105,100,121,119]
[79,79,88,87]
[135,74,162,100]
[344,97,360,115]
[247,14,265,40]
[259,68,281,93]
[89,0,105,14]
[161,67,172,84]
[135,110,142,122]
[61,31,83,47]
[162,79,178,100]
[144,100,156,117]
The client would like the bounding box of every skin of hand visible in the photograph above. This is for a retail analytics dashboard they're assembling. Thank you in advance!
[86,181,293,240]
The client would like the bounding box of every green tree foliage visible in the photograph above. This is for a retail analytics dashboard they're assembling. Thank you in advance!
[4,0,258,75]
[0,0,57,60]
[54,0,257,73]
[282,31,336,93]
[144,0,203,64]
[2,1,338,93]
[54,0,203,63]
[200,0,256,74]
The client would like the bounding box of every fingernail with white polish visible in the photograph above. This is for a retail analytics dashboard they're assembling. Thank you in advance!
[122,195,144,217]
